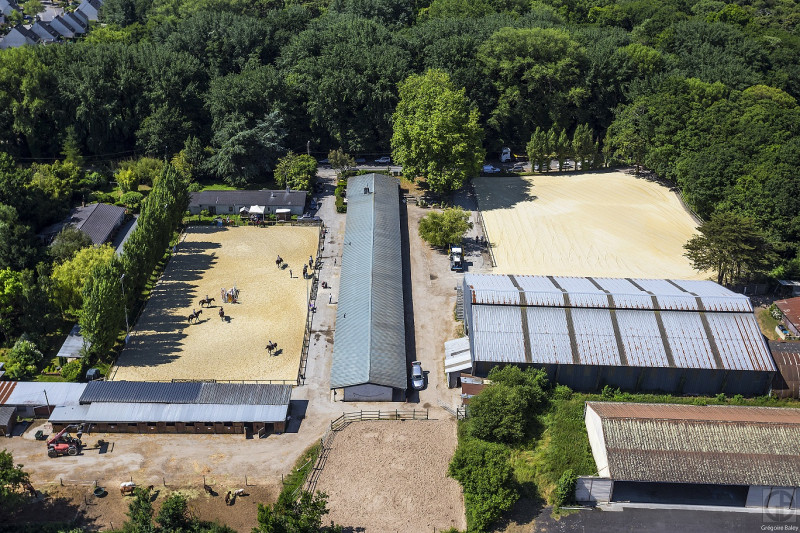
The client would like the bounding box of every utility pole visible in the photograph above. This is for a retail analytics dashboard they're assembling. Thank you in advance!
[307,140,311,156]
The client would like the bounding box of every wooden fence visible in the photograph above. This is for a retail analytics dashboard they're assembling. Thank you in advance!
[302,409,431,494]
[473,200,497,268]
[297,223,326,385]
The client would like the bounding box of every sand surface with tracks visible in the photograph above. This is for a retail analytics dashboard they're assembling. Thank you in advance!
[315,419,466,532]
[474,170,707,279]
[112,225,319,382]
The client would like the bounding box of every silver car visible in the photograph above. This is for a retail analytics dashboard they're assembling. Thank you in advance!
[411,361,424,390]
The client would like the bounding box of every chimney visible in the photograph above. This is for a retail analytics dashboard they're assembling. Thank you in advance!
[363,187,371,195]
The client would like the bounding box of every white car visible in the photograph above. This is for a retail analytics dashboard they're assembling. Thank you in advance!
[411,361,424,390]
[482,165,500,174]
[375,156,391,164]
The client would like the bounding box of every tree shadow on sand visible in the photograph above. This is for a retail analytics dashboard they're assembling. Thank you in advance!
[469,175,538,212]
[115,239,222,370]
[3,493,102,532]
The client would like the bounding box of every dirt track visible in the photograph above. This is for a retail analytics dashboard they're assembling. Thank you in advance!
[112,225,319,382]
[315,419,466,532]
[474,170,707,280]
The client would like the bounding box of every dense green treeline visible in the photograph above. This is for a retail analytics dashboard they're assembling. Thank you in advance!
[1,0,799,358]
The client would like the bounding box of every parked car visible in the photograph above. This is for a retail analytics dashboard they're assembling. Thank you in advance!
[512,163,525,172]
[482,165,500,174]
[375,156,391,164]
[411,361,424,390]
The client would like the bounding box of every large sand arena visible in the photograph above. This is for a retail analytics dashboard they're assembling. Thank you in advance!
[315,419,466,532]
[474,170,707,279]
[111,225,319,382]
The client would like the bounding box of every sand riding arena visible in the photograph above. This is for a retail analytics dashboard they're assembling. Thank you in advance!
[110,224,321,383]
[474,170,707,279]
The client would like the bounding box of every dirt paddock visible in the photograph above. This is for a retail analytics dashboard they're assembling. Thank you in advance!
[474,170,707,279]
[314,419,466,532]
[111,225,320,382]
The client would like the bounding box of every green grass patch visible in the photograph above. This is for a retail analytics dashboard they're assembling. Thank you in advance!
[279,441,322,499]
[200,183,239,191]
[756,307,782,340]
[34,374,67,382]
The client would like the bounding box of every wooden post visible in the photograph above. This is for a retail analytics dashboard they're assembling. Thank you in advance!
[60,478,63,486]
[163,477,166,487]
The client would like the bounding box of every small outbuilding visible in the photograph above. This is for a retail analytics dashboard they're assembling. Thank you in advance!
[0,406,16,437]
[444,337,472,388]
[775,297,800,337]
[55,324,88,362]
[0,381,86,417]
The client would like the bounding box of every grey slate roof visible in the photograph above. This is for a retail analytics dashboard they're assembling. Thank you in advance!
[190,190,307,208]
[0,406,15,429]
[80,381,292,406]
[330,174,406,390]
[31,20,60,41]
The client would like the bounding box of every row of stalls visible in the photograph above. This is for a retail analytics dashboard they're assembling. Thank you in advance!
[0,381,292,437]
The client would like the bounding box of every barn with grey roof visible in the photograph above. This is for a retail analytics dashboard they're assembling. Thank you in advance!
[581,402,800,508]
[49,381,292,436]
[458,274,775,395]
[330,174,406,401]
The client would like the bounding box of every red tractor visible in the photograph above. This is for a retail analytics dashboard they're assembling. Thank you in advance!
[46,425,82,458]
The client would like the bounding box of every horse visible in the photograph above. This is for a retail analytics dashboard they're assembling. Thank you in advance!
[199,297,215,308]
[23,482,36,497]
[120,482,136,496]
[276,256,283,268]
[266,341,276,355]
[188,309,202,323]
[219,307,225,321]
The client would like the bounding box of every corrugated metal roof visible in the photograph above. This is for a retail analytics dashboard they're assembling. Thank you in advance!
[49,402,288,424]
[80,381,201,404]
[769,342,800,399]
[776,297,800,329]
[330,174,406,390]
[445,337,472,373]
[587,402,800,486]
[197,383,291,405]
[4,382,86,407]
[80,381,291,405]
[464,274,774,371]
[464,274,752,312]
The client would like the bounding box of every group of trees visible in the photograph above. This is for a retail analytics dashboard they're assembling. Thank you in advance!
[449,366,552,531]
[526,124,601,172]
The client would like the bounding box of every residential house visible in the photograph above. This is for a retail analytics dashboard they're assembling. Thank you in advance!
[62,11,86,33]
[39,203,127,246]
[0,0,20,17]
[76,0,102,21]
[0,24,38,48]
[30,18,60,43]
[49,15,78,38]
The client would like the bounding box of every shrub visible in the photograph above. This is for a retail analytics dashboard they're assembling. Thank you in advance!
[90,191,117,204]
[59,360,83,382]
[6,339,44,380]
[553,469,576,508]
[120,191,144,211]
[187,182,201,192]
[769,303,783,321]
[449,438,518,532]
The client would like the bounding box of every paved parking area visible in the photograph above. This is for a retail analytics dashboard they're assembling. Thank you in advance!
[534,507,782,533]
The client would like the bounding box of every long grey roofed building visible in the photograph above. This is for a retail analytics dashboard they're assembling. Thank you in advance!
[585,402,800,486]
[330,174,406,401]
[50,381,292,435]
[461,274,775,395]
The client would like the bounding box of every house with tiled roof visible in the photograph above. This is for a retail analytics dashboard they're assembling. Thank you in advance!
[40,203,127,246]
[30,18,61,43]
[76,0,102,21]
[0,24,39,49]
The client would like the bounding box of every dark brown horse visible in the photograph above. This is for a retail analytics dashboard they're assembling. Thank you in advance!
[188,309,202,323]
[219,307,225,321]
[199,297,215,307]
